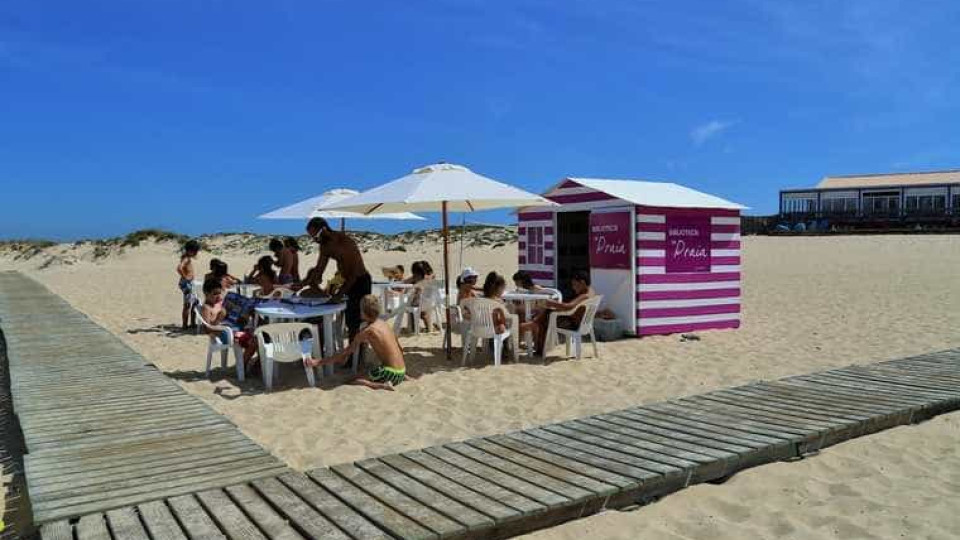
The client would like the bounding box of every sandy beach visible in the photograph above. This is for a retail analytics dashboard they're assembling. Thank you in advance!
[2,234,960,538]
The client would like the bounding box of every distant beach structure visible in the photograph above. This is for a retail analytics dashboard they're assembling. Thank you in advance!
[517,177,746,337]
[779,169,960,231]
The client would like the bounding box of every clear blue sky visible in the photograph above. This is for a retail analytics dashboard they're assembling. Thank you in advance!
[3,0,958,240]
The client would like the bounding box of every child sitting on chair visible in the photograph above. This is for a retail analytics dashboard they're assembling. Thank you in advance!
[305,294,407,391]
[251,256,281,298]
[201,277,259,374]
[482,272,510,334]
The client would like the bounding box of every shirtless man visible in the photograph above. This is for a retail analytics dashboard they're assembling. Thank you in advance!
[298,216,372,340]
[305,295,406,391]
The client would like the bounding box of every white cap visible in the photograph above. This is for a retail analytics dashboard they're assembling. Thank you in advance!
[459,267,479,280]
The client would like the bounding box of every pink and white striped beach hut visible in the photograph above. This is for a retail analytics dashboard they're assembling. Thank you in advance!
[517,178,746,337]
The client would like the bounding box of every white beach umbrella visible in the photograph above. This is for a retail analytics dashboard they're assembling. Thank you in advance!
[322,163,557,356]
[258,188,425,230]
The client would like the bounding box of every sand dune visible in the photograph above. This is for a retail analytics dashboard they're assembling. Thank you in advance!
[2,234,960,538]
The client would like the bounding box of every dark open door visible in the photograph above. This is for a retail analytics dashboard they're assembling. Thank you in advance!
[555,211,590,300]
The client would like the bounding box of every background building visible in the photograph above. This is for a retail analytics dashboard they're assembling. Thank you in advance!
[779,170,960,229]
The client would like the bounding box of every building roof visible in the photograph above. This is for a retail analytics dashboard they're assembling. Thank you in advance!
[817,169,960,189]
[565,178,747,210]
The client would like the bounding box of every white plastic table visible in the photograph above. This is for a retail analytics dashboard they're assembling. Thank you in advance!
[376,282,414,311]
[502,291,557,356]
[254,300,347,367]
[503,291,556,320]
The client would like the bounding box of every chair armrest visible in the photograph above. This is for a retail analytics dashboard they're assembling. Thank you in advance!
[210,325,235,345]
[551,300,587,318]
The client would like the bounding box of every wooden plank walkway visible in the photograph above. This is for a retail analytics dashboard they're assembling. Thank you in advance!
[37,353,960,537]
[5,273,958,539]
[0,272,289,525]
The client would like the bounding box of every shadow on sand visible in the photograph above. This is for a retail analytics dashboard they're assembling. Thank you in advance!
[127,324,199,338]
[162,342,576,398]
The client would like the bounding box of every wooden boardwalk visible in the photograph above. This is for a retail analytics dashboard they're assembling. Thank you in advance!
[0,272,289,525]
[37,349,960,540]
[3,273,959,539]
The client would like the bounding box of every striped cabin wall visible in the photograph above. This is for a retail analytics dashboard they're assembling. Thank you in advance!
[517,211,556,286]
[635,206,742,336]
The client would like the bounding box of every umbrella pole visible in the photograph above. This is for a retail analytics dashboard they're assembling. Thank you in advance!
[442,201,452,359]
[340,218,345,232]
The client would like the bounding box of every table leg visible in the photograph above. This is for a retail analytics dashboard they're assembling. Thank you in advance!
[524,302,533,356]
[323,314,335,377]
[310,323,322,384]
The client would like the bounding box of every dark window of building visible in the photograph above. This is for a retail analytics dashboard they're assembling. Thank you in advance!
[905,195,946,215]
[783,197,816,214]
[822,198,857,214]
[862,191,899,215]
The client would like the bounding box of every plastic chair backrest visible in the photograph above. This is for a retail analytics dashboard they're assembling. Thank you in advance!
[419,280,443,309]
[575,296,603,333]
[194,306,228,344]
[190,281,203,301]
[393,287,414,312]
[254,323,313,362]
[194,305,213,330]
[464,298,506,339]
[194,305,221,330]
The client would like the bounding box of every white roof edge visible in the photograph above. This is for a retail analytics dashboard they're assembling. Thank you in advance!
[551,177,748,210]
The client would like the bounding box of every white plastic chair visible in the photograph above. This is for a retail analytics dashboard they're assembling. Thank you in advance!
[544,295,603,359]
[461,298,517,366]
[513,287,563,352]
[392,281,443,334]
[418,280,445,333]
[391,288,416,335]
[254,323,319,391]
[194,305,245,381]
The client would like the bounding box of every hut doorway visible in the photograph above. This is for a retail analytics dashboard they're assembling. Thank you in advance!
[556,211,590,299]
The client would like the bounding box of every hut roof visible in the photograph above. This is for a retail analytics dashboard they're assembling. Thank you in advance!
[557,178,747,210]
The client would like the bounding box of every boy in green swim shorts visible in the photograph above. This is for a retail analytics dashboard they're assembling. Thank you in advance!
[305,294,407,390]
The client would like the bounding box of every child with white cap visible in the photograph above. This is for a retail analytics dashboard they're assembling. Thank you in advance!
[456,267,480,305]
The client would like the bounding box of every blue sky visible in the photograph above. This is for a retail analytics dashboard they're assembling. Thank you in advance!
[2,0,959,240]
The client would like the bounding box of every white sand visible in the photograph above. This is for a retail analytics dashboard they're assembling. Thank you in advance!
[2,234,960,538]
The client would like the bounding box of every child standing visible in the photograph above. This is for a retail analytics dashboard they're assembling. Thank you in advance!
[281,237,301,284]
[177,240,200,329]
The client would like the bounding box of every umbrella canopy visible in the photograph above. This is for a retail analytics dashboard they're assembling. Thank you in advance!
[258,188,425,221]
[323,163,556,357]
[321,163,555,215]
